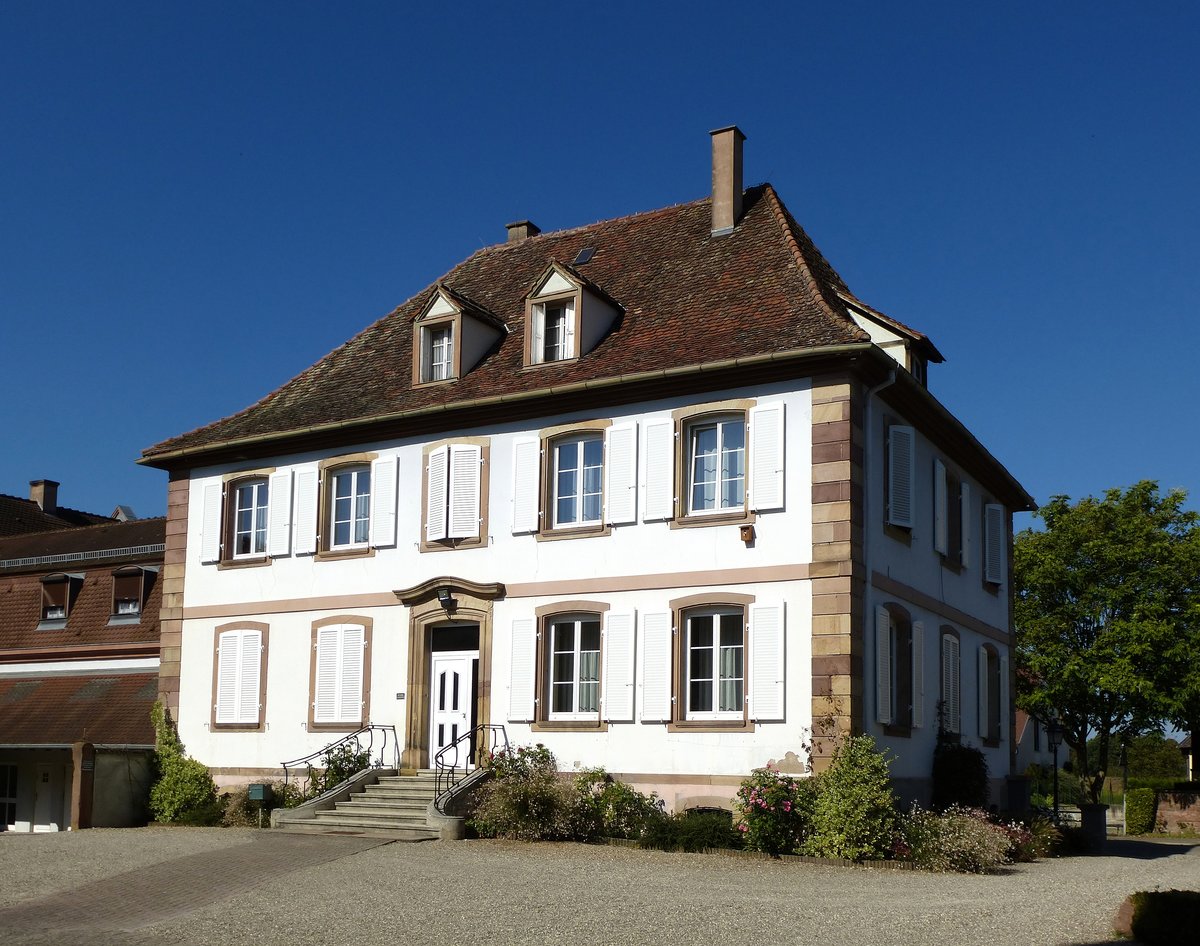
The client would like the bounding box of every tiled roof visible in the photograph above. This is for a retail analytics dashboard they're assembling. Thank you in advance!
[0,494,113,537]
[0,672,157,746]
[0,542,162,651]
[0,518,166,569]
[143,185,873,460]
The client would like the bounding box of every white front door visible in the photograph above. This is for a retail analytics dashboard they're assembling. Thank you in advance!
[430,651,476,769]
[33,764,60,832]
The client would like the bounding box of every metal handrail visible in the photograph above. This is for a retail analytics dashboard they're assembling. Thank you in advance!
[433,723,508,812]
[281,724,399,794]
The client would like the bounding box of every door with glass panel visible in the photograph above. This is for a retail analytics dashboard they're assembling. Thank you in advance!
[430,651,477,769]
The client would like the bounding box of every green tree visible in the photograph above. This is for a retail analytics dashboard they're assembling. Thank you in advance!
[1014,482,1199,804]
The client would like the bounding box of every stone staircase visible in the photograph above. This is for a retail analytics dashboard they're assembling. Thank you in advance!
[278,770,441,841]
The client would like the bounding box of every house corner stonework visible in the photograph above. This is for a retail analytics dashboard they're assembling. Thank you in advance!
[158,471,189,717]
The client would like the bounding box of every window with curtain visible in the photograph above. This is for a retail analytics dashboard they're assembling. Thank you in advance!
[546,614,601,719]
[685,609,744,719]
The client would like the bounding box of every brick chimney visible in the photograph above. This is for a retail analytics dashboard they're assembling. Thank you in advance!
[29,479,59,514]
[710,125,746,236]
[506,220,541,243]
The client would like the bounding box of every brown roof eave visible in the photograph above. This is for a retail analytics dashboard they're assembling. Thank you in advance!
[139,343,881,471]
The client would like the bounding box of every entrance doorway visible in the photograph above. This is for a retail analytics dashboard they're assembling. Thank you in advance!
[428,622,479,770]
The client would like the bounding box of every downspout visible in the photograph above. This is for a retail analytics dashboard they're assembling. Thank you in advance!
[860,367,896,735]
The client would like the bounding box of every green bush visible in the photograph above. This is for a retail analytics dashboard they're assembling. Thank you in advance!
[804,735,898,861]
[221,781,290,827]
[572,768,664,840]
[148,702,222,825]
[931,741,989,810]
[469,744,578,841]
[1128,890,1200,945]
[1125,787,1158,835]
[735,765,816,855]
[900,806,1012,873]
[304,742,373,799]
[639,809,740,852]
[1025,816,1062,858]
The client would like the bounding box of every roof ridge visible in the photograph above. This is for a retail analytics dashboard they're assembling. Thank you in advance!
[761,184,870,345]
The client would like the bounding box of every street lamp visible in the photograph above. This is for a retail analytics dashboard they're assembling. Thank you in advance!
[1046,713,1064,825]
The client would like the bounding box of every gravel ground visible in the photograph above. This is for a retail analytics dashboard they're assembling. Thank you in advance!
[1,830,1197,946]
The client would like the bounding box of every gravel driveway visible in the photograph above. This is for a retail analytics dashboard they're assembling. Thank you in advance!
[1,829,1197,946]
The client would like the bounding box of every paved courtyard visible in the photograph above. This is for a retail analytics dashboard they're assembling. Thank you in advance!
[0,828,1197,946]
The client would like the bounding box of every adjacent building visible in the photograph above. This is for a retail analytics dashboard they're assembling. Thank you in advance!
[139,128,1033,808]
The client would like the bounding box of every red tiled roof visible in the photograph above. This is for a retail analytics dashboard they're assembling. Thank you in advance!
[142,185,873,460]
[0,673,157,746]
[0,494,112,537]
[0,518,165,568]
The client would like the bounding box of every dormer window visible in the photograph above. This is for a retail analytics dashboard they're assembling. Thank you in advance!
[39,573,82,628]
[412,285,503,386]
[110,565,157,624]
[523,262,621,369]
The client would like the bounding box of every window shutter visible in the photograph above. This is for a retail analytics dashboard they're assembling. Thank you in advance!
[748,603,785,720]
[293,467,319,555]
[511,439,541,534]
[531,305,545,364]
[960,483,971,568]
[887,425,915,528]
[201,483,223,564]
[749,403,785,512]
[448,444,482,539]
[564,300,577,357]
[267,471,292,557]
[642,420,675,522]
[507,618,536,722]
[912,621,925,729]
[370,456,398,548]
[999,654,1010,743]
[338,625,365,723]
[237,629,262,724]
[875,605,893,725]
[604,424,637,525]
[313,627,339,723]
[978,646,989,738]
[942,635,960,733]
[602,612,635,722]
[215,631,239,722]
[984,503,1005,584]
[933,459,948,555]
[426,446,449,542]
[639,612,672,722]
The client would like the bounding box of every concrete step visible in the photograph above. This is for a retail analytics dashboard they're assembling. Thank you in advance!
[329,803,428,821]
[282,818,439,841]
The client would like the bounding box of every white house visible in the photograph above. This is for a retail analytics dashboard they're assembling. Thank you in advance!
[140,128,1033,810]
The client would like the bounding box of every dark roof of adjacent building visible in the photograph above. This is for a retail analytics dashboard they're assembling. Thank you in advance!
[0,517,166,572]
[0,494,112,537]
[142,185,879,460]
[0,673,157,746]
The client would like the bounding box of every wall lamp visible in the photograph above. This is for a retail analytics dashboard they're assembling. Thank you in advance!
[436,587,457,612]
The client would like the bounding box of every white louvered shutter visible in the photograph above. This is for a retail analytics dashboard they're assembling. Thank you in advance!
[293,467,319,555]
[876,605,893,724]
[887,425,915,528]
[748,603,785,720]
[999,654,1010,743]
[960,483,971,568]
[267,471,292,557]
[508,618,536,722]
[978,646,990,738]
[749,403,785,512]
[942,634,961,733]
[564,300,577,357]
[448,444,482,539]
[602,612,635,721]
[984,503,1005,584]
[639,612,672,722]
[314,627,339,722]
[604,424,637,525]
[238,629,263,724]
[215,630,240,722]
[642,420,675,521]
[338,625,365,722]
[933,459,948,555]
[370,456,398,548]
[912,621,925,729]
[426,446,449,541]
[201,483,223,563]
[531,306,545,363]
[511,439,541,534]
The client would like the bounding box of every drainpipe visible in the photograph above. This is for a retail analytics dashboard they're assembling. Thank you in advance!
[860,368,896,734]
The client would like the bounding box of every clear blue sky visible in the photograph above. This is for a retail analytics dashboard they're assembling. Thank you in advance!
[2,2,1197,527]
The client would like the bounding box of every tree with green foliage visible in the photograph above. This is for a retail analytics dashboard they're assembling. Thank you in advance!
[149,701,222,825]
[1014,482,1200,804]
[804,735,897,861]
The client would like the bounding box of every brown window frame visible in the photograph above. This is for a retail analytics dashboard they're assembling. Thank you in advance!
[110,565,156,623]
[315,454,378,560]
[210,621,270,732]
[670,400,756,530]
[39,573,81,626]
[419,438,490,553]
[308,615,374,732]
[530,600,610,733]
[667,591,756,733]
[881,602,914,738]
[217,469,276,568]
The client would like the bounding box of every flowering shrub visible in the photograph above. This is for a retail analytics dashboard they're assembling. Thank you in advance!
[901,805,1012,873]
[805,735,898,861]
[572,767,665,840]
[470,744,578,840]
[735,765,815,855]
